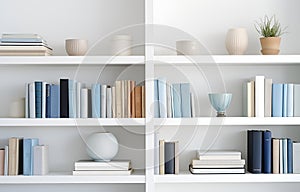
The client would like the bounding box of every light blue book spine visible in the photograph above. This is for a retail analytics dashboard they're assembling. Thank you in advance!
[68,80,76,118]
[283,138,288,174]
[154,79,160,118]
[287,84,294,117]
[30,138,39,175]
[92,84,101,118]
[23,138,39,175]
[172,84,182,118]
[272,84,283,117]
[282,84,288,117]
[158,77,167,118]
[50,84,60,118]
[180,83,191,117]
[294,84,300,116]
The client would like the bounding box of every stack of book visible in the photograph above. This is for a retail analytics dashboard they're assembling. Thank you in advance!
[73,160,132,175]
[189,150,245,174]
[0,33,52,56]
[158,140,179,175]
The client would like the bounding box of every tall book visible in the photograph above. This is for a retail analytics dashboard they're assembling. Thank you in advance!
[91,84,101,118]
[166,83,172,118]
[60,79,69,118]
[101,85,107,118]
[158,77,167,118]
[33,145,49,175]
[107,86,112,118]
[255,76,264,117]
[68,80,76,118]
[126,80,131,118]
[116,81,122,118]
[287,84,294,117]
[46,84,51,118]
[50,84,60,118]
[190,93,196,117]
[80,88,88,118]
[23,138,39,175]
[283,138,288,173]
[29,82,35,118]
[287,138,293,173]
[282,84,288,117]
[35,81,42,118]
[247,130,262,173]
[264,78,272,117]
[154,132,159,175]
[42,82,47,118]
[294,84,300,116]
[18,138,24,175]
[180,83,191,117]
[165,142,175,174]
[159,140,165,175]
[172,83,182,118]
[293,142,300,173]
[130,81,136,118]
[76,82,82,118]
[279,139,283,173]
[262,130,272,173]
[25,83,29,118]
[272,138,280,174]
[243,81,255,117]
[174,141,179,174]
[135,86,142,118]
[272,83,283,117]
[142,85,145,118]
[121,81,125,118]
[112,86,116,118]
[0,149,4,175]
[8,137,19,175]
[154,79,160,118]
[4,145,8,176]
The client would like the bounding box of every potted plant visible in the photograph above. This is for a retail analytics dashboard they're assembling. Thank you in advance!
[255,15,287,55]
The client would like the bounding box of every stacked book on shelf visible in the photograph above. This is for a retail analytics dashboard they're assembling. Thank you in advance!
[189,150,245,174]
[0,137,48,176]
[0,33,52,56]
[25,79,145,118]
[247,130,295,174]
[158,139,179,175]
[154,77,196,118]
[73,160,132,175]
[244,75,300,117]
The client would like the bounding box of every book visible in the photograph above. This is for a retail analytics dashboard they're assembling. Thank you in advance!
[115,81,122,118]
[72,169,133,176]
[172,83,182,118]
[167,83,172,118]
[88,89,92,118]
[91,84,101,118]
[158,77,167,118]
[127,80,131,118]
[23,138,39,175]
[0,149,4,175]
[294,84,300,116]
[76,82,82,118]
[287,84,294,117]
[154,132,160,175]
[8,137,19,175]
[154,79,160,118]
[189,165,245,174]
[264,78,272,117]
[80,88,89,118]
[174,141,179,174]
[29,82,35,118]
[247,130,262,173]
[159,140,165,175]
[101,84,107,118]
[60,79,69,118]
[33,145,49,175]
[135,86,142,118]
[112,86,116,118]
[196,150,241,160]
[180,83,191,117]
[282,84,288,117]
[130,81,136,118]
[192,159,246,166]
[142,85,145,118]
[42,82,47,118]
[18,138,24,175]
[190,92,196,117]
[25,83,29,118]
[283,138,288,173]
[121,81,125,117]
[4,146,8,176]
[74,160,131,171]
[68,80,76,118]
[107,86,112,118]
[293,142,300,173]
[46,84,51,118]
[287,138,293,173]
[272,138,280,174]
[279,139,283,173]
[272,83,283,117]
[164,142,175,174]
[50,84,60,118]
[35,81,42,118]
[0,45,51,51]
[262,130,272,173]
[255,76,264,117]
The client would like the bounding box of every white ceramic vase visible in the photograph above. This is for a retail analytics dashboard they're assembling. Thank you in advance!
[111,35,132,56]
[225,28,248,55]
[86,132,119,161]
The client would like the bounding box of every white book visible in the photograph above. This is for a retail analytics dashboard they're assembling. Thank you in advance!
[279,139,283,174]
[33,145,49,175]
[154,132,159,174]
[29,82,35,118]
[287,83,294,117]
[294,84,300,116]
[76,82,82,118]
[192,159,246,165]
[106,86,112,118]
[196,150,241,160]
[190,92,196,117]
[73,169,132,176]
[192,164,245,168]
[75,160,131,171]
[42,82,47,118]
[189,166,245,174]
[25,83,29,118]
[264,78,272,117]
[80,88,88,118]
[112,86,116,118]
[255,76,265,117]
[166,83,172,118]
[4,145,8,176]
[101,85,107,118]
[121,81,125,118]
[116,81,122,118]
[293,142,300,173]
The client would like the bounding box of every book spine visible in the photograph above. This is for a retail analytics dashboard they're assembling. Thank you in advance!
[46,84,51,118]
[247,130,262,173]
[116,81,122,118]
[23,139,31,175]
[4,145,8,176]
[106,86,112,118]
[255,76,264,117]
[167,83,172,118]
[283,138,288,173]
[158,77,167,118]
[33,145,49,175]
[0,149,4,175]
[127,80,131,118]
[180,83,191,117]
[76,82,82,118]
[60,79,69,118]
[262,130,272,173]
[35,81,42,118]
[172,84,182,118]
[8,137,19,175]
[142,85,145,118]
[294,84,300,116]
[68,80,76,118]
[80,89,88,118]
[25,83,29,118]
[283,84,288,117]
[121,81,125,118]
[159,140,165,175]
[287,84,294,117]
[29,82,36,118]
[42,82,47,118]
[130,81,136,118]
[50,85,60,118]
[174,141,179,174]
[154,79,160,118]
[154,132,159,175]
[279,139,283,173]
[272,83,283,117]
[101,85,107,118]
[264,78,272,117]
[190,92,196,117]
[91,84,101,118]
[18,138,23,175]
[293,142,300,173]
[112,86,116,118]
[135,86,142,118]
[287,138,293,173]
[164,142,175,174]
[272,138,280,174]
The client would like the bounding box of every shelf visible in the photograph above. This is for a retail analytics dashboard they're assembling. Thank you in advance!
[154,117,300,126]
[0,170,145,184]
[0,118,145,127]
[0,56,145,65]
[154,55,300,65]
[154,171,300,183]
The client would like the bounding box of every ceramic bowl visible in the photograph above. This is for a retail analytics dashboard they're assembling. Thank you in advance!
[65,39,88,56]
[208,93,232,117]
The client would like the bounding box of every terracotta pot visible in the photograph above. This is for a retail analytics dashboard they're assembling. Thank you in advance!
[260,37,281,55]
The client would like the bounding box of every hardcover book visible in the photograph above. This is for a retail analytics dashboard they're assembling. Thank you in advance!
[247,130,262,173]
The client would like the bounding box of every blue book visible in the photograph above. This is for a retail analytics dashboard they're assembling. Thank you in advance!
[172,84,182,118]
[283,138,288,173]
[154,79,160,118]
[68,80,76,118]
[35,81,42,118]
[23,138,39,175]
[287,138,293,173]
[91,84,101,118]
[283,84,288,117]
[272,84,283,117]
[287,84,294,117]
[180,83,191,117]
[247,130,262,173]
[1,38,45,43]
[46,84,51,118]
[262,130,272,173]
[50,85,60,118]
[158,77,167,118]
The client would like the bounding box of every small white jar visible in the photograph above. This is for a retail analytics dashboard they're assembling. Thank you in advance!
[111,35,132,56]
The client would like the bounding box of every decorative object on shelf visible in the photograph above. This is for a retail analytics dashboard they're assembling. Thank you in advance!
[208,93,232,117]
[65,39,88,56]
[255,15,287,55]
[176,40,200,55]
[86,132,119,161]
[225,28,248,55]
[111,35,132,56]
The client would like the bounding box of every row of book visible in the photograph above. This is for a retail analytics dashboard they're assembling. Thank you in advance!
[154,77,195,118]
[158,140,179,175]
[73,160,132,175]
[244,76,300,117]
[247,130,295,174]
[0,137,48,176]
[190,150,246,174]
[0,33,52,56]
[25,79,145,118]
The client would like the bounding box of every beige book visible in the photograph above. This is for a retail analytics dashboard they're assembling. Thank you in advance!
[141,86,145,118]
[122,81,125,118]
[264,78,272,117]
[130,81,136,118]
[135,86,142,118]
[8,137,19,175]
[244,81,255,117]
[272,138,280,174]
[0,149,4,175]
[115,81,122,118]
[112,86,116,118]
[159,140,165,175]
[126,80,131,118]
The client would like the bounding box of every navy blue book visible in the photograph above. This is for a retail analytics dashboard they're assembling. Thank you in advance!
[46,84,51,118]
[287,138,293,173]
[262,130,272,173]
[50,85,60,118]
[164,142,175,174]
[247,130,262,173]
[34,81,42,118]
[60,79,69,118]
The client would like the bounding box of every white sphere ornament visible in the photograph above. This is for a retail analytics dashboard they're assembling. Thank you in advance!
[86,132,119,161]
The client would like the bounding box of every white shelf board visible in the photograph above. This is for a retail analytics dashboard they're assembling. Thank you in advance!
[154,117,300,126]
[0,170,145,184]
[0,118,145,127]
[0,56,144,65]
[154,171,300,183]
[154,55,300,65]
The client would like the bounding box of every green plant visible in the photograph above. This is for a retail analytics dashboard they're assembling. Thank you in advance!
[255,15,287,37]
